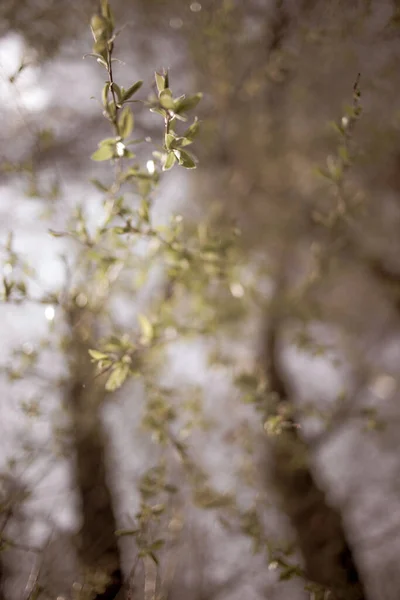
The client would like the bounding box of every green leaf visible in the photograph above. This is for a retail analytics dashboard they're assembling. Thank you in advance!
[100,0,110,18]
[105,101,117,119]
[174,93,202,114]
[163,151,176,171]
[138,314,154,344]
[105,363,130,391]
[183,117,200,140]
[98,137,117,147]
[100,0,114,28]
[121,80,143,102]
[91,144,115,161]
[91,14,109,41]
[150,107,167,118]
[104,336,125,352]
[173,113,188,122]
[118,106,134,138]
[89,349,109,361]
[175,136,192,147]
[155,72,166,94]
[159,89,175,110]
[177,149,196,169]
[93,40,108,58]
[111,82,122,104]
[165,133,176,149]
[101,82,110,106]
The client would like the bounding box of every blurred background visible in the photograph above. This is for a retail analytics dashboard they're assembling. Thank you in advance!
[1,1,400,599]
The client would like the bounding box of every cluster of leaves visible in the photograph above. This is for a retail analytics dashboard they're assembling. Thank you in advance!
[150,70,202,171]
[79,1,244,399]
[0,1,244,586]
[89,0,201,171]
[74,0,251,574]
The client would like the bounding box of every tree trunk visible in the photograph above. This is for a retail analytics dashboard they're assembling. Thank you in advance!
[66,306,124,600]
[261,317,366,600]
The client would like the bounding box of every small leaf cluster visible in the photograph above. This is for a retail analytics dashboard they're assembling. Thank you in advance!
[150,71,202,171]
[89,333,140,392]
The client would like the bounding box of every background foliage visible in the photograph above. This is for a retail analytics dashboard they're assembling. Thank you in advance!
[1,1,400,599]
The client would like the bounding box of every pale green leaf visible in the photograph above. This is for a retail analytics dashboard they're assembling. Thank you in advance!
[99,137,117,146]
[138,314,154,343]
[118,106,134,138]
[163,151,176,171]
[183,117,200,140]
[91,144,114,161]
[150,107,167,118]
[121,80,143,102]
[105,363,130,391]
[91,14,109,41]
[89,349,109,361]
[111,82,122,103]
[93,40,108,57]
[159,89,174,110]
[165,133,175,149]
[177,149,196,169]
[174,93,202,114]
[155,72,166,94]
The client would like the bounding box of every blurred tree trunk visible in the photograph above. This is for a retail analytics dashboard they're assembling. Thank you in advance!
[66,305,124,600]
[135,3,368,597]
[260,305,366,600]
